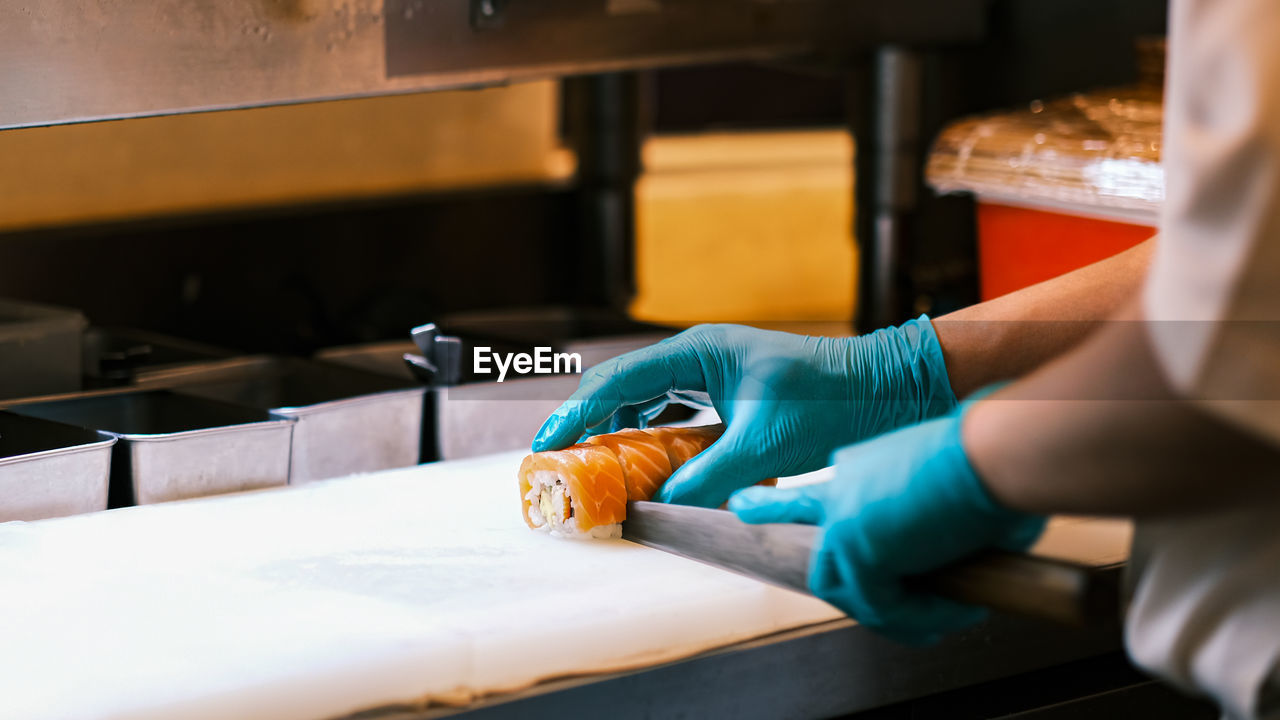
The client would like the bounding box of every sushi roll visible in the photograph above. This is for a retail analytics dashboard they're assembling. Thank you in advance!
[520,423,746,539]
[585,428,673,502]
[519,443,628,539]
[518,423,779,539]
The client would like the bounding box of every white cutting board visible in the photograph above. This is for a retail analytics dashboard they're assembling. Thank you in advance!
[0,452,1131,720]
[0,451,844,720]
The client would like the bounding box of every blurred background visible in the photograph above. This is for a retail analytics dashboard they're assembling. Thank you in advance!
[0,0,1166,355]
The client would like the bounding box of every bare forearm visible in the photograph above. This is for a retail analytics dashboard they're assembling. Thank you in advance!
[964,297,1280,517]
[933,238,1155,397]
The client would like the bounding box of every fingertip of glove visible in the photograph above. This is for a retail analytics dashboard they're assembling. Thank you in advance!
[726,487,773,518]
[651,480,680,505]
[655,476,727,508]
[653,480,697,506]
[532,409,583,451]
[830,440,866,468]
[530,418,561,452]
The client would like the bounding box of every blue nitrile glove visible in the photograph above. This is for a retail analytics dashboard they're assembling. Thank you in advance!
[531,316,958,508]
[728,404,1046,646]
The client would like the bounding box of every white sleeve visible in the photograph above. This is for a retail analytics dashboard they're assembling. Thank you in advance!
[1134,5,1280,718]
[1143,0,1280,443]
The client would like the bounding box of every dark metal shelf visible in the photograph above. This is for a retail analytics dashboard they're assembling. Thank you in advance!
[1,0,989,130]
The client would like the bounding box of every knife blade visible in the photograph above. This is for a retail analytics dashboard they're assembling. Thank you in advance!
[622,501,1122,628]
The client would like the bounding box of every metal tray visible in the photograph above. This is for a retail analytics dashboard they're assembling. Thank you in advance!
[10,391,293,506]
[0,298,87,400]
[0,411,115,521]
[172,357,426,483]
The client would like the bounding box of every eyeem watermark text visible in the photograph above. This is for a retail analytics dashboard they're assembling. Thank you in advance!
[473,347,582,382]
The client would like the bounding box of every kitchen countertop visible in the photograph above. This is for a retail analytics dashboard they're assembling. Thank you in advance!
[0,451,1130,720]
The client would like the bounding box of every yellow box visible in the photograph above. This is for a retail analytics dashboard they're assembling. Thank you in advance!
[631,130,856,324]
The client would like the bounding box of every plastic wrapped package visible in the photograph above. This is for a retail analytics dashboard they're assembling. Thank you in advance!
[926,86,1164,220]
[926,76,1165,299]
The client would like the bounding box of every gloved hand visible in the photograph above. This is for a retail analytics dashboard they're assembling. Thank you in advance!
[531,316,958,507]
[728,406,1046,645]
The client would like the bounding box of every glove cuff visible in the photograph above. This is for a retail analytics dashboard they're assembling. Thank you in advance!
[901,314,960,420]
[843,315,959,440]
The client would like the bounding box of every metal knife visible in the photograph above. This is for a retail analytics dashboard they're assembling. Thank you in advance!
[622,501,1122,628]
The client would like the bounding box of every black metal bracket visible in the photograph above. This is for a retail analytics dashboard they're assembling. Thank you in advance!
[405,323,463,386]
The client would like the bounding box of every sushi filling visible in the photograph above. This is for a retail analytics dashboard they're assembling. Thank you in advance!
[525,471,572,532]
[524,470,621,540]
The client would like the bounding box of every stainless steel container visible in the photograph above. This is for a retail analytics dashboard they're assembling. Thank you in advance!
[11,391,293,506]
[315,341,579,460]
[0,298,87,400]
[316,332,672,461]
[173,357,425,483]
[432,375,582,460]
[0,411,115,521]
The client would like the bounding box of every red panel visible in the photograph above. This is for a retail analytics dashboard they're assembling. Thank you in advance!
[977,203,1156,300]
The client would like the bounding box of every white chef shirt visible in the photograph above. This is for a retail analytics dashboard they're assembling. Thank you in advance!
[1138,1,1280,717]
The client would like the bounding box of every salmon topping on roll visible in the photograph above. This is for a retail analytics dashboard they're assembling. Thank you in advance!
[644,424,724,472]
[585,428,674,502]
